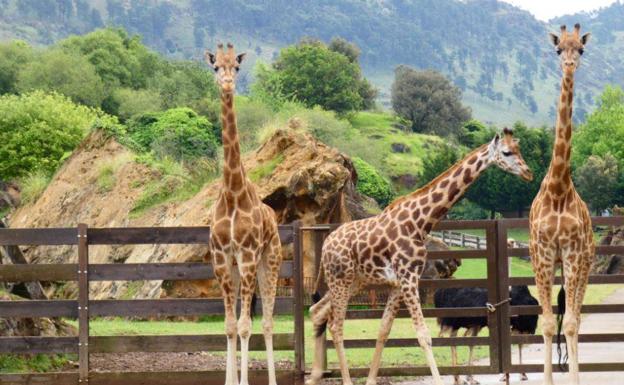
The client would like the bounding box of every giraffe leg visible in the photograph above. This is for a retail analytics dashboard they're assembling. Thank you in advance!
[365,288,402,385]
[399,279,444,385]
[519,340,528,381]
[532,245,555,385]
[257,235,281,385]
[213,251,240,385]
[307,293,332,385]
[464,327,480,385]
[449,328,460,385]
[328,287,353,385]
[237,255,258,385]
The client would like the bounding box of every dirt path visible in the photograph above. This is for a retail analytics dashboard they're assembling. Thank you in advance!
[404,288,624,385]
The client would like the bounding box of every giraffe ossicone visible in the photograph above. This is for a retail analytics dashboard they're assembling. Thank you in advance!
[529,24,594,385]
[307,129,532,385]
[204,43,283,385]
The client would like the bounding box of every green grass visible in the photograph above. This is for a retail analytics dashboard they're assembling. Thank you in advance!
[19,171,51,205]
[0,354,73,373]
[71,316,488,368]
[249,154,284,182]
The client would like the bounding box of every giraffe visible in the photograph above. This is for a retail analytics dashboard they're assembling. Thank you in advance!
[307,129,533,385]
[204,43,283,385]
[529,24,593,385]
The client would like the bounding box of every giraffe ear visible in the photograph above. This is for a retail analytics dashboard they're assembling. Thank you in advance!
[236,53,246,64]
[493,133,500,145]
[581,33,591,46]
[548,33,560,47]
[205,50,216,66]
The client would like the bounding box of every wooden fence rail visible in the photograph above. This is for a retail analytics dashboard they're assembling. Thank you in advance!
[0,218,623,385]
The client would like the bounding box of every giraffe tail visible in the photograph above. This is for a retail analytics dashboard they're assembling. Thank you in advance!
[556,285,568,370]
[311,264,328,337]
[250,292,258,320]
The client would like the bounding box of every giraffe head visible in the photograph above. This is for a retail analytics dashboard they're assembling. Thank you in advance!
[549,24,590,75]
[489,127,533,182]
[204,43,246,94]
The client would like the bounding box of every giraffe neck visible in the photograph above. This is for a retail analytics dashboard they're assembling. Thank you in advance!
[220,91,246,192]
[388,143,492,233]
[545,71,575,197]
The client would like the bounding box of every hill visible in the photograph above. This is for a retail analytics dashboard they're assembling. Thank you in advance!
[2,0,624,126]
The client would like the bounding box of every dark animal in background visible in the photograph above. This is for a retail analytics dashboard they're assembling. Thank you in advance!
[434,286,539,385]
[434,287,487,385]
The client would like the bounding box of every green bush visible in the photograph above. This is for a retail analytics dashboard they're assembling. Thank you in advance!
[127,108,218,162]
[20,171,51,205]
[0,91,111,180]
[352,157,395,206]
[113,88,162,121]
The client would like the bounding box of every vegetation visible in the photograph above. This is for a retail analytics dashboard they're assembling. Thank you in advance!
[254,39,372,114]
[391,66,471,136]
[19,171,51,205]
[0,91,111,180]
[249,154,284,182]
[352,157,395,207]
[574,154,619,214]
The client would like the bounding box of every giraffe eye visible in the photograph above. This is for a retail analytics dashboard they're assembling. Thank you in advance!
[578,48,584,55]
[556,48,562,55]
[502,151,513,157]
[214,66,219,72]
[235,67,240,72]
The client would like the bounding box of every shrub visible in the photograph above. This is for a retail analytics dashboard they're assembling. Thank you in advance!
[352,157,395,207]
[20,171,51,205]
[127,108,218,162]
[113,88,163,121]
[0,91,110,180]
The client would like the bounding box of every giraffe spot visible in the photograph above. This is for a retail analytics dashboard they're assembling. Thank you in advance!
[431,192,443,203]
[420,197,429,205]
[422,206,430,215]
[554,143,566,158]
[448,182,460,202]
[431,206,448,219]
[467,155,478,165]
[412,209,421,220]
[453,167,463,177]
[476,160,483,169]
[372,256,385,267]
[398,210,409,222]
[424,222,433,233]
[463,169,473,184]
[440,180,449,188]
[417,218,425,228]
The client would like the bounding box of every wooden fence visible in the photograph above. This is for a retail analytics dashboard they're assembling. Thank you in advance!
[0,217,623,384]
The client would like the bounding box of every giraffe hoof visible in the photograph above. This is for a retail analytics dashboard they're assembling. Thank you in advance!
[365,380,377,385]
[498,374,508,382]
[520,373,529,381]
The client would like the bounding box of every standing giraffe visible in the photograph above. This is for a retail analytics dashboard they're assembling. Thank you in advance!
[307,129,533,385]
[204,43,283,385]
[529,24,593,385]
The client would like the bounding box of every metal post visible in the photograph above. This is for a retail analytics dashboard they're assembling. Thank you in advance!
[77,223,89,383]
[292,221,305,383]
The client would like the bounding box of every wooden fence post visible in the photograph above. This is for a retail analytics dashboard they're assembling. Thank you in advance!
[77,223,89,383]
[292,221,305,383]
[495,220,512,376]
[485,221,501,373]
[313,230,328,372]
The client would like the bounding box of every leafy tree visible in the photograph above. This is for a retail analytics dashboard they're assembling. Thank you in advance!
[352,157,395,206]
[0,91,111,180]
[127,108,218,162]
[574,154,619,214]
[465,122,552,217]
[329,37,361,64]
[0,41,33,95]
[418,143,460,187]
[391,65,471,136]
[17,49,105,107]
[458,119,491,148]
[269,40,365,113]
[113,88,162,121]
[151,60,218,110]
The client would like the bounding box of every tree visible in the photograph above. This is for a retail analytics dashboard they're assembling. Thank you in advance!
[391,65,471,136]
[352,157,394,206]
[418,143,460,187]
[127,108,218,162]
[269,40,365,113]
[465,122,553,217]
[573,86,624,207]
[17,49,106,107]
[328,37,377,109]
[0,41,33,95]
[0,91,111,180]
[574,154,619,214]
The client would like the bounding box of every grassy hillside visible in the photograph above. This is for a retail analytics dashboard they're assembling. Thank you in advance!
[2,0,624,126]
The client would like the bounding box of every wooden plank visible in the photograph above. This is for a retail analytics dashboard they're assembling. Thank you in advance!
[0,262,294,282]
[433,220,494,231]
[510,333,624,344]
[0,336,77,354]
[509,274,624,286]
[510,245,624,257]
[77,223,89,383]
[0,371,295,385]
[487,220,502,373]
[336,336,491,348]
[322,365,496,377]
[0,300,77,317]
[591,216,624,226]
[0,228,77,245]
[494,220,511,374]
[291,220,305,380]
[427,249,489,260]
[346,307,488,319]
[90,333,294,353]
[89,297,294,317]
[509,303,624,315]
[509,362,624,373]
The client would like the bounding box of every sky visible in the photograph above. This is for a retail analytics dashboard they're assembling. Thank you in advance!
[501,0,619,21]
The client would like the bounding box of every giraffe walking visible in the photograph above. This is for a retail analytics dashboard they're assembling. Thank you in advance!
[204,43,283,385]
[529,24,594,385]
[307,129,533,385]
